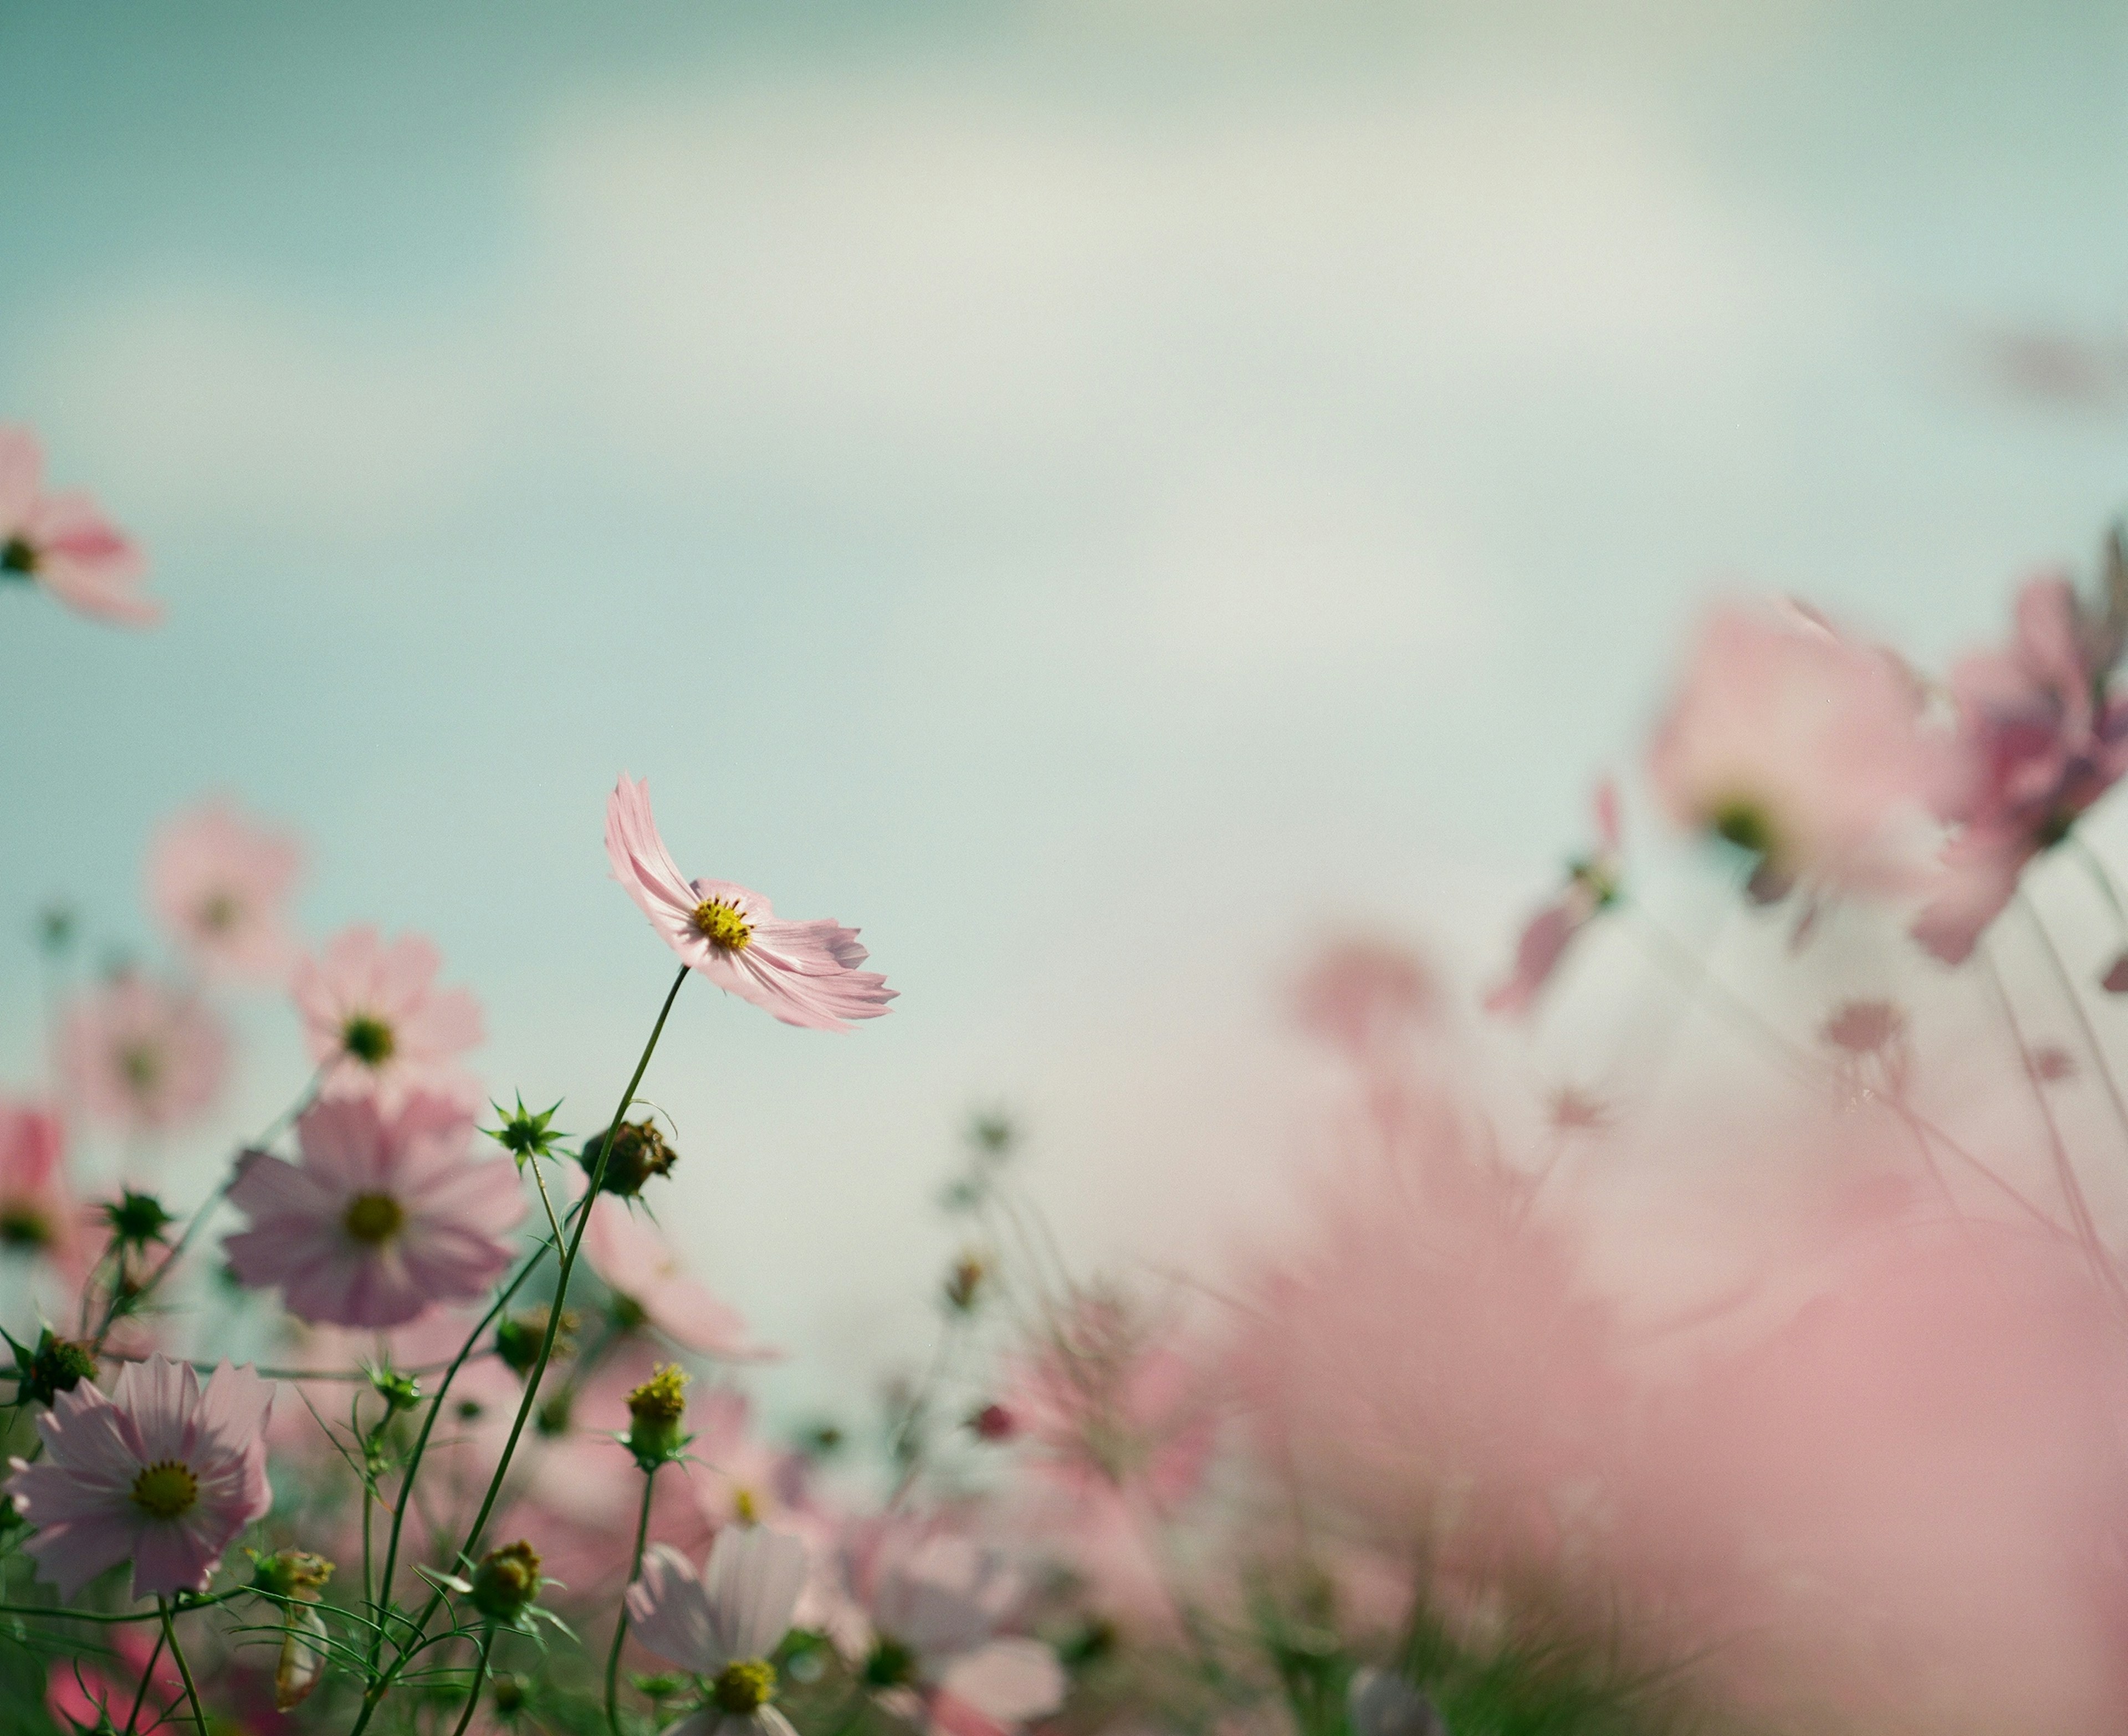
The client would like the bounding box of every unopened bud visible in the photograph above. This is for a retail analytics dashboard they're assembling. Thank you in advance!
[624,1364,690,1467]
[469,1539,544,1624]
[578,1118,677,1197]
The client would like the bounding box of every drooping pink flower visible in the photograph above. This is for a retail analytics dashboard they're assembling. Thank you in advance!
[6,1353,273,1599]
[293,926,484,1112]
[60,972,229,1136]
[835,1517,1066,1736]
[0,426,156,626]
[1915,545,2128,963]
[146,797,304,981]
[586,1197,779,1359]
[1293,939,1436,1058]
[0,1098,81,1264]
[1486,779,1623,1017]
[1648,601,1942,904]
[606,777,895,1032]
[224,1094,524,1328]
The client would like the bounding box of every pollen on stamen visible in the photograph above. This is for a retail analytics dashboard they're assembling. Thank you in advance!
[692,899,753,951]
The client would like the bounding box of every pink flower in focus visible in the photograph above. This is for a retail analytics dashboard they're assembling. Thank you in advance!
[606,777,895,1032]
[147,797,304,981]
[6,1353,273,1600]
[0,1099,81,1264]
[294,926,484,1112]
[1648,602,1941,904]
[60,972,229,1135]
[627,1525,809,1736]
[0,426,156,626]
[1916,546,2128,963]
[224,1095,524,1327]
[1294,939,1436,1058]
[586,1197,779,1359]
[1486,779,1623,1017]
[836,1517,1066,1736]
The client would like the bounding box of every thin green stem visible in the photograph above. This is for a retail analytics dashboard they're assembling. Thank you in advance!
[158,1597,209,1735]
[0,1589,235,1624]
[608,1463,660,1735]
[449,1626,498,1736]
[120,1622,168,1736]
[349,962,689,1736]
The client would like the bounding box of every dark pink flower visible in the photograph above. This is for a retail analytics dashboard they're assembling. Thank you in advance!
[1649,602,1942,903]
[0,426,156,626]
[1917,544,2128,963]
[0,1099,80,1263]
[6,1354,273,1599]
[293,926,484,1112]
[224,1094,523,1327]
[606,777,895,1032]
[146,797,304,982]
[1486,780,1622,1018]
[60,972,229,1136]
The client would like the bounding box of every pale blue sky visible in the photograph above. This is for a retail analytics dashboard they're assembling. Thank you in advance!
[2,0,2124,1407]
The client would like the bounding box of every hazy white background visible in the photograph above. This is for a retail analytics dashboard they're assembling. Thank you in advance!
[2,0,2123,1414]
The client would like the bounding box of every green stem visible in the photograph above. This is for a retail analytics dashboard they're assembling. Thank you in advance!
[120,1622,168,1736]
[449,1626,498,1736]
[349,962,689,1736]
[608,1463,660,1735]
[0,1589,235,1623]
[158,1597,209,1735]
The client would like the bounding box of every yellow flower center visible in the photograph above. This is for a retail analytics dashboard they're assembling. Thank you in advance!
[344,1193,404,1245]
[692,899,752,951]
[119,1043,163,1093]
[732,1485,759,1524]
[712,1659,776,1714]
[342,1015,395,1066]
[198,892,241,934]
[131,1460,198,1520]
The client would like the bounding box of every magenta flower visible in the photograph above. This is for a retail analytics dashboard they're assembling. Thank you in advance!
[6,1353,272,1600]
[1486,779,1623,1018]
[606,777,895,1032]
[1648,602,1942,904]
[60,972,229,1136]
[224,1094,524,1327]
[0,426,156,626]
[585,1197,779,1359]
[1915,550,2128,963]
[293,926,484,1112]
[146,798,304,982]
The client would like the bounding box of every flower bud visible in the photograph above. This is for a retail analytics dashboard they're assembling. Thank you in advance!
[469,1539,544,1624]
[968,1401,1017,1442]
[577,1118,676,1197]
[944,1252,988,1313]
[5,1327,98,1407]
[495,1306,575,1376]
[101,1189,173,1249]
[370,1367,421,1413]
[623,1364,690,1468]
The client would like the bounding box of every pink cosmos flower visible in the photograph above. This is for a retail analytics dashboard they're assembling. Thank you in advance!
[586,1197,779,1359]
[146,797,304,981]
[6,1353,273,1600]
[606,777,895,1032]
[1915,546,2128,963]
[835,1518,1066,1736]
[1293,939,1436,1058]
[627,1525,810,1736]
[684,1387,815,1533]
[0,426,156,626]
[1648,602,1942,904]
[60,972,229,1136]
[224,1094,524,1328]
[294,926,484,1112]
[1486,779,1622,1017]
[0,1098,81,1264]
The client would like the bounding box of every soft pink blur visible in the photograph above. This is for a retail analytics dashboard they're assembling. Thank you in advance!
[59,970,229,1137]
[146,796,305,982]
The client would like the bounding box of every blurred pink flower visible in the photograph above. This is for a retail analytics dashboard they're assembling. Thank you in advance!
[224,1094,523,1327]
[1916,554,2128,962]
[146,797,304,981]
[7,1353,273,1600]
[606,776,896,1032]
[0,425,156,626]
[1648,602,1941,904]
[627,1525,809,1736]
[686,1387,814,1533]
[60,972,229,1136]
[586,1197,778,1359]
[294,926,483,1112]
[836,1518,1066,1736]
[0,1098,81,1264]
[1293,939,1436,1058]
[1486,779,1622,1017]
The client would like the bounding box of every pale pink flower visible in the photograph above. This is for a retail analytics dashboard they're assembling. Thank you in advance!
[586,1197,778,1359]
[1648,602,1942,904]
[1916,546,2128,962]
[6,1353,272,1599]
[1293,940,1436,1058]
[0,426,156,626]
[1486,779,1623,1017]
[60,972,229,1135]
[606,777,895,1032]
[0,1098,81,1263]
[836,1518,1066,1736]
[685,1387,816,1534]
[627,1525,810,1736]
[293,926,484,1112]
[146,797,304,981]
[224,1094,523,1327]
